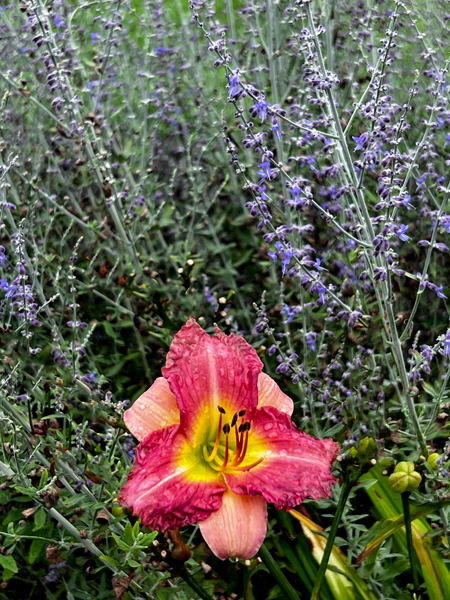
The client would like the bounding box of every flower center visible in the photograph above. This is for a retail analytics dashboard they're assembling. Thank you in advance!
[201,406,263,473]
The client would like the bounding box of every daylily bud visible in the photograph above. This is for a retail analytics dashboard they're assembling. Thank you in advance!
[427,453,440,471]
[111,505,124,517]
[347,437,378,466]
[389,461,422,493]
[344,438,378,481]
[356,437,378,462]
[111,497,124,517]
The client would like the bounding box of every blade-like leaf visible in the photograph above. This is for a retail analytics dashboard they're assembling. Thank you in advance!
[360,465,450,600]
[357,500,450,564]
[289,510,378,600]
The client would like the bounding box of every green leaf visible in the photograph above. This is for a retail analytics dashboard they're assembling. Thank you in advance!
[412,521,450,600]
[33,507,47,531]
[38,469,49,489]
[403,271,420,281]
[279,539,315,596]
[123,521,133,547]
[99,555,120,568]
[140,532,158,547]
[0,554,18,574]
[28,538,45,564]
[364,542,382,574]
[111,532,131,552]
[382,558,410,580]
[360,465,450,600]
[102,321,116,339]
[322,422,345,437]
[357,499,450,564]
[127,559,140,568]
[290,510,378,600]
[106,361,125,377]
[326,565,353,581]
[422,381,437,397]
[2,569,14,582]
[14,486,38,499]
[132,519,140,541]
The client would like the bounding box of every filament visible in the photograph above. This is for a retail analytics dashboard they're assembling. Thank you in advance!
[204,410,223,462]
[203,407,261,473]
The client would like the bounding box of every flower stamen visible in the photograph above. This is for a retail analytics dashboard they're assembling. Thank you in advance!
[232,421,243,460]
[234,421,240,451]
[204,406,224,462]
[221,423,231,470]
[204,407,260,473]
[232,422,251,467]
[231,457,263,471]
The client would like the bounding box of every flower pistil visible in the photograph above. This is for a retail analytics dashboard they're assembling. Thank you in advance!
[202,406,263,473]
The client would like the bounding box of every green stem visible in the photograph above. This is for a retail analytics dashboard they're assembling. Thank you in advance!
[125,297,152,384]
[178,568,215,600]
[1,532,61,544]
[311,472,358,600]
[258,543,300,600]
[401,492,420,594]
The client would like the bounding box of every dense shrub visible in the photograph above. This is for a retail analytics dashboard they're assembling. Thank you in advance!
[1,0,450,598]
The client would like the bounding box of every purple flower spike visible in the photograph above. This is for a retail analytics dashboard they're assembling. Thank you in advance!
[313,258,327,271]
[255,100,269,121]
[400,193,413,210]
[352,132,368,151]
[0,278,17,299]
[443,332,450,356]
[396,224,411,242]
[258,185,269,201]
[271,118,282,140]
[436,285,447,299]
[317,284,327,304]
[306,332,318,351]
[258,160,272,181]
[228,70,240,97]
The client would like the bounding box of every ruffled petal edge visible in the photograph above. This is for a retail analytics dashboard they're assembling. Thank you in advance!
[162,318,262,443]
[119,424,227,531]
[223,407,339,510]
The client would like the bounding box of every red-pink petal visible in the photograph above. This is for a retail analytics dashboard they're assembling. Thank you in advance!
[124,377,180,442]
[118,424,227,530]
[223,407,339,510]
[199,490,267,560]
[257,373,294,416]
[162,318,263,442]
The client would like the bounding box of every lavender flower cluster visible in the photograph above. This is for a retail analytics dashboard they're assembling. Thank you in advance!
[190,0,450,462]
[1,0,450,597]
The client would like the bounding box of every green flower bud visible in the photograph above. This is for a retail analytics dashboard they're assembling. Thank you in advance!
[345,437,378,480]
[427,453,440,471]
[348,437,378,463]
[111,497,124,517]
[389,461,422,493]
[357,437,378,462]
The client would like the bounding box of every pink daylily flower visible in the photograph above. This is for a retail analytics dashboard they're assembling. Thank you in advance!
[119,318,339,560]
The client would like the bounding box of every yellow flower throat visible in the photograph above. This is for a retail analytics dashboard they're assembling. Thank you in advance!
[201,406,263,473]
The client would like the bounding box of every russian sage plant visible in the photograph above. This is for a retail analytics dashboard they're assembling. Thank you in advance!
[0,0,450,599]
